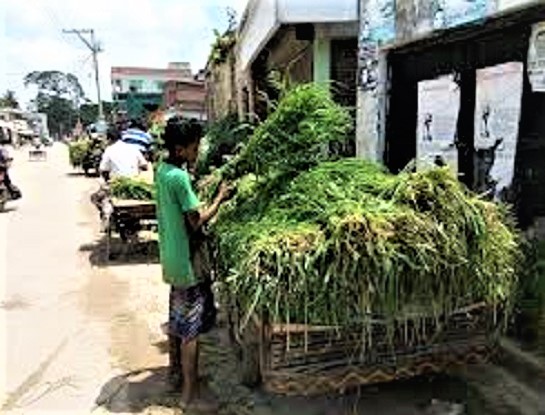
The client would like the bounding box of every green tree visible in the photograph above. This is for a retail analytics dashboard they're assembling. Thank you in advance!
[24,71,85,137]
[0,90,20,109]
[32,93,76,138]
[80,101,115,126]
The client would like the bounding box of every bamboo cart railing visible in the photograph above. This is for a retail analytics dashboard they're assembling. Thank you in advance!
[227,301,500,396]
[104,198,157,262]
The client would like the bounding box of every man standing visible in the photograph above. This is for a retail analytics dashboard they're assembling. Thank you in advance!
[155,118,230,410]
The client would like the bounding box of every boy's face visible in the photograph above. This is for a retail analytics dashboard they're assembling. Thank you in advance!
[177,139,201,165]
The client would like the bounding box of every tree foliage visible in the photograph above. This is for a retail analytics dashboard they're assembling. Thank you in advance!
[24,71,84,101]
[0,90,20,109]
[24,71,86,137]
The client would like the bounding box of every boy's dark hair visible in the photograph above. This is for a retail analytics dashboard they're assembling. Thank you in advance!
[164,117,203,152]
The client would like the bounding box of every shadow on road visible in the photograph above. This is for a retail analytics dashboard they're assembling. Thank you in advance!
[0,206,18,213]
[80,236,160,267]
[95,367,182,413]
[66,171,87,178]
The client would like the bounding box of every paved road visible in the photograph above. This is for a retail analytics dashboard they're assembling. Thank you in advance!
[0,144,169,414]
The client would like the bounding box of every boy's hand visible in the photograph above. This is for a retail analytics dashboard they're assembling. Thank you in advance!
[217,182,233,202]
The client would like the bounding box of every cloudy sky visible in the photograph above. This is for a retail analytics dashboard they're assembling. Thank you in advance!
[0,0,248,108]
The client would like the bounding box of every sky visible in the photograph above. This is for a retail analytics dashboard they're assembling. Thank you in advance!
[0,0,248,109]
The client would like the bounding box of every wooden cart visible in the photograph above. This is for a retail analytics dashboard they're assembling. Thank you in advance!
[105,198,157,260]
[28,148,47,161]
[228,302,499,396]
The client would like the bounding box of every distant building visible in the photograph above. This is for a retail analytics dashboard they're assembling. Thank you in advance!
[0,108,48,145]
[111,62,195,120]
[164,79,206,121]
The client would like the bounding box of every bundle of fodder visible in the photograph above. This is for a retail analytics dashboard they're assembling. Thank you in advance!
[68,138,91,167]
[201,83,521,339]
[110,176,155,201]
[219,83,353,183]
[214,159,522,338]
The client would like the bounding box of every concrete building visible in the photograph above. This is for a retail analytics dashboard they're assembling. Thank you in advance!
[164,79,207,121]
[356,0,545,226]
[235,0,359,121]
[111,62,194,119]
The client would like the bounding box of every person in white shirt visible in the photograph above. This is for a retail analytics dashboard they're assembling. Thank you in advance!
[99,134,148,182]
[91,127,149,231]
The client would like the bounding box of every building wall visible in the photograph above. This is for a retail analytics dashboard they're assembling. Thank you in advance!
[164,81,206,120]
[205,52,237,121]
[356,0,543,160]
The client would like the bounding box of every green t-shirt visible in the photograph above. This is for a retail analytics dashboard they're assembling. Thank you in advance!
[155,163,200,287]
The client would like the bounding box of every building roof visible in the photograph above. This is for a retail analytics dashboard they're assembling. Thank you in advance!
[111,66,192,80]
[237,0,358,72]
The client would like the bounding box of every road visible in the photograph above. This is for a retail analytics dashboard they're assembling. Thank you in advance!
[0,144,170,414]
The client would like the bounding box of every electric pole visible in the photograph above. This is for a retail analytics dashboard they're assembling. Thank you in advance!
[63,29,104,122]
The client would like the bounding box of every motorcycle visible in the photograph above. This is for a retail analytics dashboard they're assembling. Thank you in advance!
[0,156,22,212]
[0,170,8,212]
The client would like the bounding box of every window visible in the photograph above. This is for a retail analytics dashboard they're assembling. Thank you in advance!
[155,81,165,91]
[129,79,144,92]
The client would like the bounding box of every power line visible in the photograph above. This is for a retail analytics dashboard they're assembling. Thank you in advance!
[63,29,104,121]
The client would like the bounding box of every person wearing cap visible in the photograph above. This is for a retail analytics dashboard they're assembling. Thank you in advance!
[91,126,148,230]
[121,119,154,161]
[99,126,148,182]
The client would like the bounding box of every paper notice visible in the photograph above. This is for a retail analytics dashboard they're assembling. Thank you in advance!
[417,74,461,172]
[474,62,523,199]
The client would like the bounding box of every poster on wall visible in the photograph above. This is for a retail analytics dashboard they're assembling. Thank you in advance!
[362,0,396,44]
[417,74,461,172]
[528,21,545,92]
[474,62,524,200]
[442,0,491,28]
[358,0,395,91]
[414,0,491,35]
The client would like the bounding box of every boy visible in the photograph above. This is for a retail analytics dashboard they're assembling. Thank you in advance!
[155,117,230,408]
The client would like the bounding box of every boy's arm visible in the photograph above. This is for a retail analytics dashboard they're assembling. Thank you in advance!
[186,192,224,231]
[99,149,111,182]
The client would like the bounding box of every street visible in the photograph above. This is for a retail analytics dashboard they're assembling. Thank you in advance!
[0,143,171,414]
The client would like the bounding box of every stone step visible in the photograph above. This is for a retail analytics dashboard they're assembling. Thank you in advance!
[461,363,542,415]
[496,337,545,395]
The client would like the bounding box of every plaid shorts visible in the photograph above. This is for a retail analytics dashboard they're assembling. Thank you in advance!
[162,282,216,343]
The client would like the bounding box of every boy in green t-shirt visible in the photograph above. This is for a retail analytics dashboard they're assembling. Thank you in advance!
[155,117,230,408]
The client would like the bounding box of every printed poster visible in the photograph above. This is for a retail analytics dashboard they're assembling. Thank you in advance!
[416,0,491,34]
[474,62,524,199]
[528,21,545,92]
[362,0,396,44]
[443,0,491,28]
[417,74,461,172]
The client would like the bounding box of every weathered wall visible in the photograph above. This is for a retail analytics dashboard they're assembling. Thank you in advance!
[266,27,314,84]
[205,52,237,122]
[356,0,543,161]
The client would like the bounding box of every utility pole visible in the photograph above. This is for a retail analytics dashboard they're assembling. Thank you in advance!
[63,29,104,122]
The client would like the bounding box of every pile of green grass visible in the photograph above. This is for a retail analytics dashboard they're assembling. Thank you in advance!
[201,84,522,340]
[110,177,155,201]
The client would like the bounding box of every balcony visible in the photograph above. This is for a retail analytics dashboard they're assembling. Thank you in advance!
[237,0,358,72]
